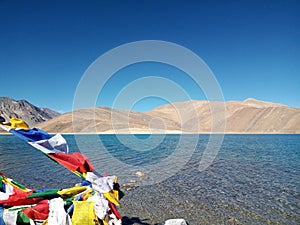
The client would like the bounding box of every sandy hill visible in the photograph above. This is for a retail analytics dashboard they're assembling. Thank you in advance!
[37,98,300,134]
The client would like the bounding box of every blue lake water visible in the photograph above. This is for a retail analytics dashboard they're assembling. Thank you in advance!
[0,134,299,224]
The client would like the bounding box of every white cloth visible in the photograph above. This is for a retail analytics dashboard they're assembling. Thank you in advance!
[29,134,69,154]
[87,193,109,220]
[85,172,99,183]
[48,197,71,225]
[108,214,122,225]
[0,124,10,132]
[0,192,10,201]
[3,210,18,225]
[92,176,115,193]
[0,183,14,200]
[29,220,45,225]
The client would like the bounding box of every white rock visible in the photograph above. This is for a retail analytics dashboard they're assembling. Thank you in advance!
[135,171,146,177]
[164,218,187,225]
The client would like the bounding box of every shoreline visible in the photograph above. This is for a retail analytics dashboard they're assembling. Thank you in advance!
[1,132,299,135]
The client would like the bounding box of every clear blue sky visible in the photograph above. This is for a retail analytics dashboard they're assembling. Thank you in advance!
[0,0,299,113]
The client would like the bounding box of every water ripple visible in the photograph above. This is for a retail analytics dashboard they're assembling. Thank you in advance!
[1,134,299,224]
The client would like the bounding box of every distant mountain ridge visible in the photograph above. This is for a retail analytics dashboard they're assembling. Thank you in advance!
[0,96,60,127]
[37,98,300,134]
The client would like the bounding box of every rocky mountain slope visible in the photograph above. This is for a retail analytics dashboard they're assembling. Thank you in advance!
[0,97,60,127]
[37,98,300,134]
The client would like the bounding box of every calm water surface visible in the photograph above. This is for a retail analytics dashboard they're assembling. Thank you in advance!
[0,134,299,224]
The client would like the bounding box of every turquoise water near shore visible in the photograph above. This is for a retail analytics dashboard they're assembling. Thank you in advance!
[1,134,300,224]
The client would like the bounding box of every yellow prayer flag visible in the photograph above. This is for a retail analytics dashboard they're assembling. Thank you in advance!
[72,201,99,225]
[57,186,87,198]
[6,118,29,129]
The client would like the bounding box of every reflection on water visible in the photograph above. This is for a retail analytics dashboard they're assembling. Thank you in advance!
[0,134,299,224]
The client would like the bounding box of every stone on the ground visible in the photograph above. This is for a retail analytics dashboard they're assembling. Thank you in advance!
[135,171,146,177]
[164,218,188,225]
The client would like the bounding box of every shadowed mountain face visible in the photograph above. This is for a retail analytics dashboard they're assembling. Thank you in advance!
[0,97,60,127]
[37,98,300,134]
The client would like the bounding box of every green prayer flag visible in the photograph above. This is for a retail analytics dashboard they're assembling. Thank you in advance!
[11,179,27,190]
[0,175,3,190]
[26,189,60,199]
[17,211,30,224]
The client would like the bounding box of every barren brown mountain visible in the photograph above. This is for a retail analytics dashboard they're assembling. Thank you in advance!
[37,98,300,134]
[0,96,60,127]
